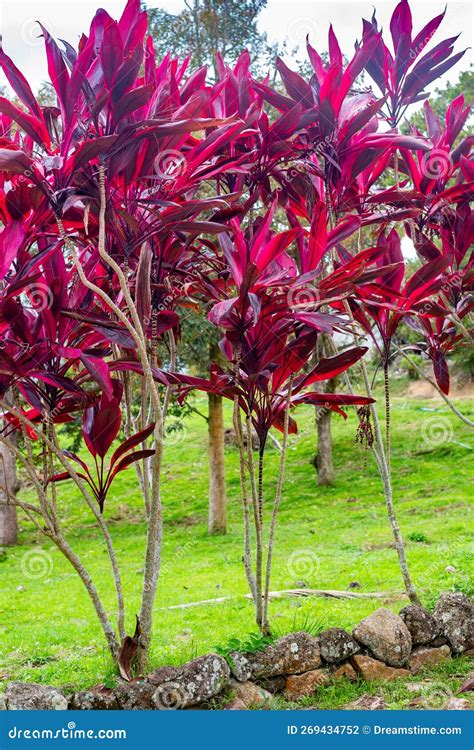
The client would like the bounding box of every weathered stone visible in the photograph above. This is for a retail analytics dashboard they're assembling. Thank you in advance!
[353,608,412,666]
[430,636,448,647]
[319,628,359,664]
[409,645,451,675]
[332,663,358,682]
[228,679,271,708]
[0,693,6,711]
[232,632,321,680]
[399,605,439,646]
[114,680,155,710]
[69,687,119,710]
[4,682,67,710]
[284,669,329,700]
[433,593,474,654]
[151,654,230,709]
[462,648,474,658]
[255,675,286,694]
[350,654,410,682]
[228,651,252,681]
[147,666,179,686]
[223,697,246,710]
[344,694,386,710]
[445,697,470,710]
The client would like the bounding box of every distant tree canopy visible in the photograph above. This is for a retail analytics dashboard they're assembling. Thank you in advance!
[408,67,473,135]
[147,0,278,77]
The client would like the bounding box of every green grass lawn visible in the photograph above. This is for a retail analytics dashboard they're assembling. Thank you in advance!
[0,381,473,708]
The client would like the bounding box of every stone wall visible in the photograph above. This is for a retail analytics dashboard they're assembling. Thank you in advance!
[1,592,472,711]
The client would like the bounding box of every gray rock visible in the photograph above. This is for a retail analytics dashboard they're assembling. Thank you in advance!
[231,632,321,680]
[353,608,412,667]
[4,682,67,710]
[0,693,6,711]
[399,604,439,646]
[319,628,359,664]
[433,593,474,654]
[69,688,118,710]
[114,680,155,710]
[147,666,179,686]
[228,650,252,681]
[431,636,448,648]
[152,654,229,709]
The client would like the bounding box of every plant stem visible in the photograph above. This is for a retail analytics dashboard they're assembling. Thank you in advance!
[262,376,294,633]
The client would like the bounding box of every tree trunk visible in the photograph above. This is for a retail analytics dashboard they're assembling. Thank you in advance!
[312,336,336,485]
[315,407,334,485]
[0,436,18,545]
[208,392,227,534]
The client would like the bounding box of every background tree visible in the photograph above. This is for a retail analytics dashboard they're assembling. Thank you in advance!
[147,0,278,78]
[0,413,18,545]
[407,67,473,132]
[178,313,228,535]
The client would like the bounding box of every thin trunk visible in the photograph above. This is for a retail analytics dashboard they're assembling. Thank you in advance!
[342,301,420,605]
[0,394,18,545]
[262,376,294,633]
[312,337,335,485]
[383,362,391,474]
[233,395,257,606]
[208,392,227,534]
[315,408,334,485]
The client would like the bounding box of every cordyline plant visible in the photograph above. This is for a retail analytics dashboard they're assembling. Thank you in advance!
[0,0,472,659]
[0,0,251,669]
[156,209,376,632]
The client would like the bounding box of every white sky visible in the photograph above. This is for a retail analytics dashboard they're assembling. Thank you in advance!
[0,0,472,93]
